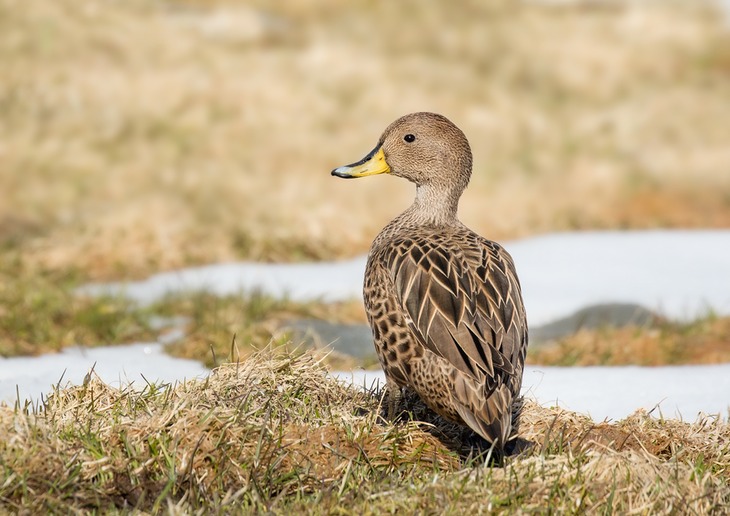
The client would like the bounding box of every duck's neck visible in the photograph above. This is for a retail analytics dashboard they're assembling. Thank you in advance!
[404,183,461,226]
[371,183,464,250]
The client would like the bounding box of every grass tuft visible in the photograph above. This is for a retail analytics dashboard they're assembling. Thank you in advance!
[528,314,730,366]
[0,256,156,357]
[0,349,728,512]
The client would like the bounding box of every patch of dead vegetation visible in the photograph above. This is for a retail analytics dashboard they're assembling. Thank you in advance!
[528,315,730,366]
[1,0,729,279]
[155,293,366,367]
[0,256,156,357]
[0,350,727,513]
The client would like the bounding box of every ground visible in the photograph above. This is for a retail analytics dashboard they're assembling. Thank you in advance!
[1,351,728,513]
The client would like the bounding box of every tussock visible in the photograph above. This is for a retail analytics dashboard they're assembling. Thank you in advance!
[529,316,730,366]
[1,350,728,513]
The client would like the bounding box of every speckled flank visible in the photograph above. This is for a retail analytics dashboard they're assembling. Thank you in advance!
[334,112,528,451]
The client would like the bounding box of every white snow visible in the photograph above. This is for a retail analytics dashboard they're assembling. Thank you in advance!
[520,364,730,421]
[0,343,208,406]
[78,257,367,305]
[78,230,730,326]
[334,364,730,422]
[508,230,730,325]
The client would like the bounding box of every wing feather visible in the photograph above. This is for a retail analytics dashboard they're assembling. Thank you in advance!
[386,232,526,387]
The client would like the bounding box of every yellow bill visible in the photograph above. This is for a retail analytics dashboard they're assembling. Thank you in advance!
[331,145,391,178]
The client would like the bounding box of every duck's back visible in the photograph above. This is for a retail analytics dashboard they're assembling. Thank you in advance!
[364,221,528,444]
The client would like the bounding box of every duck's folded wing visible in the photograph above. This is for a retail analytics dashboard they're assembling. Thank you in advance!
[386,237,525,389]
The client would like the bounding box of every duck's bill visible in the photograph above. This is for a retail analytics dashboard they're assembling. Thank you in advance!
[331,146,391,178]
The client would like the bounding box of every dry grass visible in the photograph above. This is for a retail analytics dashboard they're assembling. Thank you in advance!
[155,292,366,368]
[528,315,730,366]
[0,350,728,513]
[0,261,363,362]
[0,240,368,359]
[1,0,729,280]
[0,255,156,357]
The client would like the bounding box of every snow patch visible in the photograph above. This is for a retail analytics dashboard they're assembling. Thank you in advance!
[79,230,730,326]
[334,364,730,422]
[0,343,208,406]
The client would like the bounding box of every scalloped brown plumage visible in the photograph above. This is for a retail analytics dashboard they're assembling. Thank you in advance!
[332,112,528,451]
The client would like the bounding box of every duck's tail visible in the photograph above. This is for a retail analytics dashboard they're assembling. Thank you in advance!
[453,380,515,451]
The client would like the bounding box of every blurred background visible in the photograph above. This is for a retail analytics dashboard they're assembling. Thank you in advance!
[2,0,729,278]
[1,0,729,365]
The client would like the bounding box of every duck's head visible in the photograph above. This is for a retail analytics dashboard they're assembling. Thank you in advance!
[331,112,473,196]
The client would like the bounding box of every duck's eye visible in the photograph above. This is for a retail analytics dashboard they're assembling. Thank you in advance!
[404,134,416,143]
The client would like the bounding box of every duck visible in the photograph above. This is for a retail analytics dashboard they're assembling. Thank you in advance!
[332,112,528,451]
